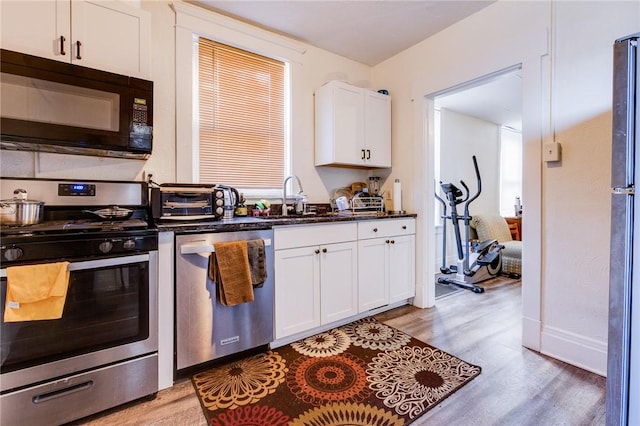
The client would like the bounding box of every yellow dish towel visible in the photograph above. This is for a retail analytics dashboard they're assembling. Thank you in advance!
[4,261,70,322]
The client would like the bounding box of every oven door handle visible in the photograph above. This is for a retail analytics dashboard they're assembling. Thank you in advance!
[0,254,150,278]
[180,239,271,255]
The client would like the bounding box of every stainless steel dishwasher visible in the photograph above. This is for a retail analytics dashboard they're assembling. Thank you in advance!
[175,229,274,371]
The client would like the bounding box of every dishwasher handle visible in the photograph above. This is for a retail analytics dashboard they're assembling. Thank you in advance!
[180,239,272,255]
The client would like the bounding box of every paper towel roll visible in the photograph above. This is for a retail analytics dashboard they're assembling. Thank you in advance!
[393,179,402,212]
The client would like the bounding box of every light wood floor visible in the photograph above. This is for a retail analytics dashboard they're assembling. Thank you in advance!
[73,277,606,426]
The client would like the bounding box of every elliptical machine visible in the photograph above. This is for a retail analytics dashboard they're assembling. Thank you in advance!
[435,156,503,294]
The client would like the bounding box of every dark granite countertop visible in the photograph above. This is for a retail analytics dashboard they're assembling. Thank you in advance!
[154,212,417,234]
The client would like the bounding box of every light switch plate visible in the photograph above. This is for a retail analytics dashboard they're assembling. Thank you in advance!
[543,142,561,162]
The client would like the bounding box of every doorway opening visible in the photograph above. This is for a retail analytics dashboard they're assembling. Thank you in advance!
[431,66,523,299]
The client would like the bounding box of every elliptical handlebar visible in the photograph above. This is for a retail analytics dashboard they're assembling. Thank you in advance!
[464,155,482,212]
[459,181,470,204]
[462,155,481,273]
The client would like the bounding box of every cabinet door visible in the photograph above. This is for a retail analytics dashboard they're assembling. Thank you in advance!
[1,0,70,61]
[365,91,391,168]
[358,238,388,311]
[389,234,415,303]
[275,247,321,339]
[71,0,150,77]
[333,84,365,165]
[320,241,358,324]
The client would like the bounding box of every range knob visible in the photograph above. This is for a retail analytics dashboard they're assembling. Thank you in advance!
[4,247,24,261]
[215,206,224,215]
[123,239,136,250]
[99,241,114,253]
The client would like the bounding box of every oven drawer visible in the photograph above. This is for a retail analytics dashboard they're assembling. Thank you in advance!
[0,353,157,426]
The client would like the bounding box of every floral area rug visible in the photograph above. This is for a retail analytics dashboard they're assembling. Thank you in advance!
[191,317,481,425]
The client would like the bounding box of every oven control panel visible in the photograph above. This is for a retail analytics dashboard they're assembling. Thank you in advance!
[98,237,143,254]
[58,183,96,197]
[1,232,158,265]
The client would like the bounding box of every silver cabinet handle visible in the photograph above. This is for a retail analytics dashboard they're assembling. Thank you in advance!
[32,381,93,404]
[60,36,66,55]
[180,239,272,255]
[0,254,149,278]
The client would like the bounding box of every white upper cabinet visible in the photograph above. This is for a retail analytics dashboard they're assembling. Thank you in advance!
[1,0,150,78]
[315,81,391,168]
[364,90,392,167]
[0,1,70,62]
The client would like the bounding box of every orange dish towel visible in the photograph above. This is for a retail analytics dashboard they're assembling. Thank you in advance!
[210,241,254,306]
[4,261,70,322]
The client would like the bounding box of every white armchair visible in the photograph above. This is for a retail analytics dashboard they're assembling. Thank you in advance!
[470,214,522,276]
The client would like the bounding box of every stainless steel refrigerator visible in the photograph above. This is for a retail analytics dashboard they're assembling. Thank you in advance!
[608,32,640,426]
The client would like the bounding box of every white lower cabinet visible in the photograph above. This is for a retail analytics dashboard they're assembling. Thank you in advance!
[274,219,415,340]
[388,234,416,303]
[358,219,416,311]
[274,223,358,339]
[358,237,388,311]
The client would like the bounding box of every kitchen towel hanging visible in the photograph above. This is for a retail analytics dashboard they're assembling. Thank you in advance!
[246,239,267,288]
[4,261,70,322]
[209,241,254,306]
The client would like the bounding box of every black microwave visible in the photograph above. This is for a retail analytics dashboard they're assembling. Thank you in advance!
[0,49,153,159]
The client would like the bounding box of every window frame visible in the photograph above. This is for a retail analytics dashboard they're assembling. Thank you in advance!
[194,37,290,198]
[174,3,304,198]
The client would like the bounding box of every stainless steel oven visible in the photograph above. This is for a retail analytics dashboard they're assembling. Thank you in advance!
[0,178,158,426]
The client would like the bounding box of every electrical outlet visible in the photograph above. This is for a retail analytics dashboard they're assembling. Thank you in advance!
[543,142,561,162]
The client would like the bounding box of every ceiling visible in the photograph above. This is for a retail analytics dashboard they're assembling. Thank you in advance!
[189,1,495,66]
[189,0,521,130]
[436,69,523,131]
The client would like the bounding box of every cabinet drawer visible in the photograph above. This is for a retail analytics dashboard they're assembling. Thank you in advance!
[357,219,415,239]
[274,222,358,250]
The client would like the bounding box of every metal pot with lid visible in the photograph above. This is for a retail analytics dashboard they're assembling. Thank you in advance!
[0,189,45,225]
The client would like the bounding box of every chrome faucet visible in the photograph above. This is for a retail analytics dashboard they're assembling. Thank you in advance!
[282,175,305,215]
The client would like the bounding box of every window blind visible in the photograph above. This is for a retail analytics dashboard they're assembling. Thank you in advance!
[198,38,285,188]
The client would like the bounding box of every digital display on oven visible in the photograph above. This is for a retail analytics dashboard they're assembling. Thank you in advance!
[58,183,96,196]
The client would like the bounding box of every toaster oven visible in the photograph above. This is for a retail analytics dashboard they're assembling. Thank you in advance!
[151,184,224,221]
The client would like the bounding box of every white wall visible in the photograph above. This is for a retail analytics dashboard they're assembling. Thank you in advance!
[372,0,639,375]
[439,108,500,216]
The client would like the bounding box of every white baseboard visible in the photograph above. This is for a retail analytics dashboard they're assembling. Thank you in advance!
[522,315,541,351]
[540,325,607,377]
